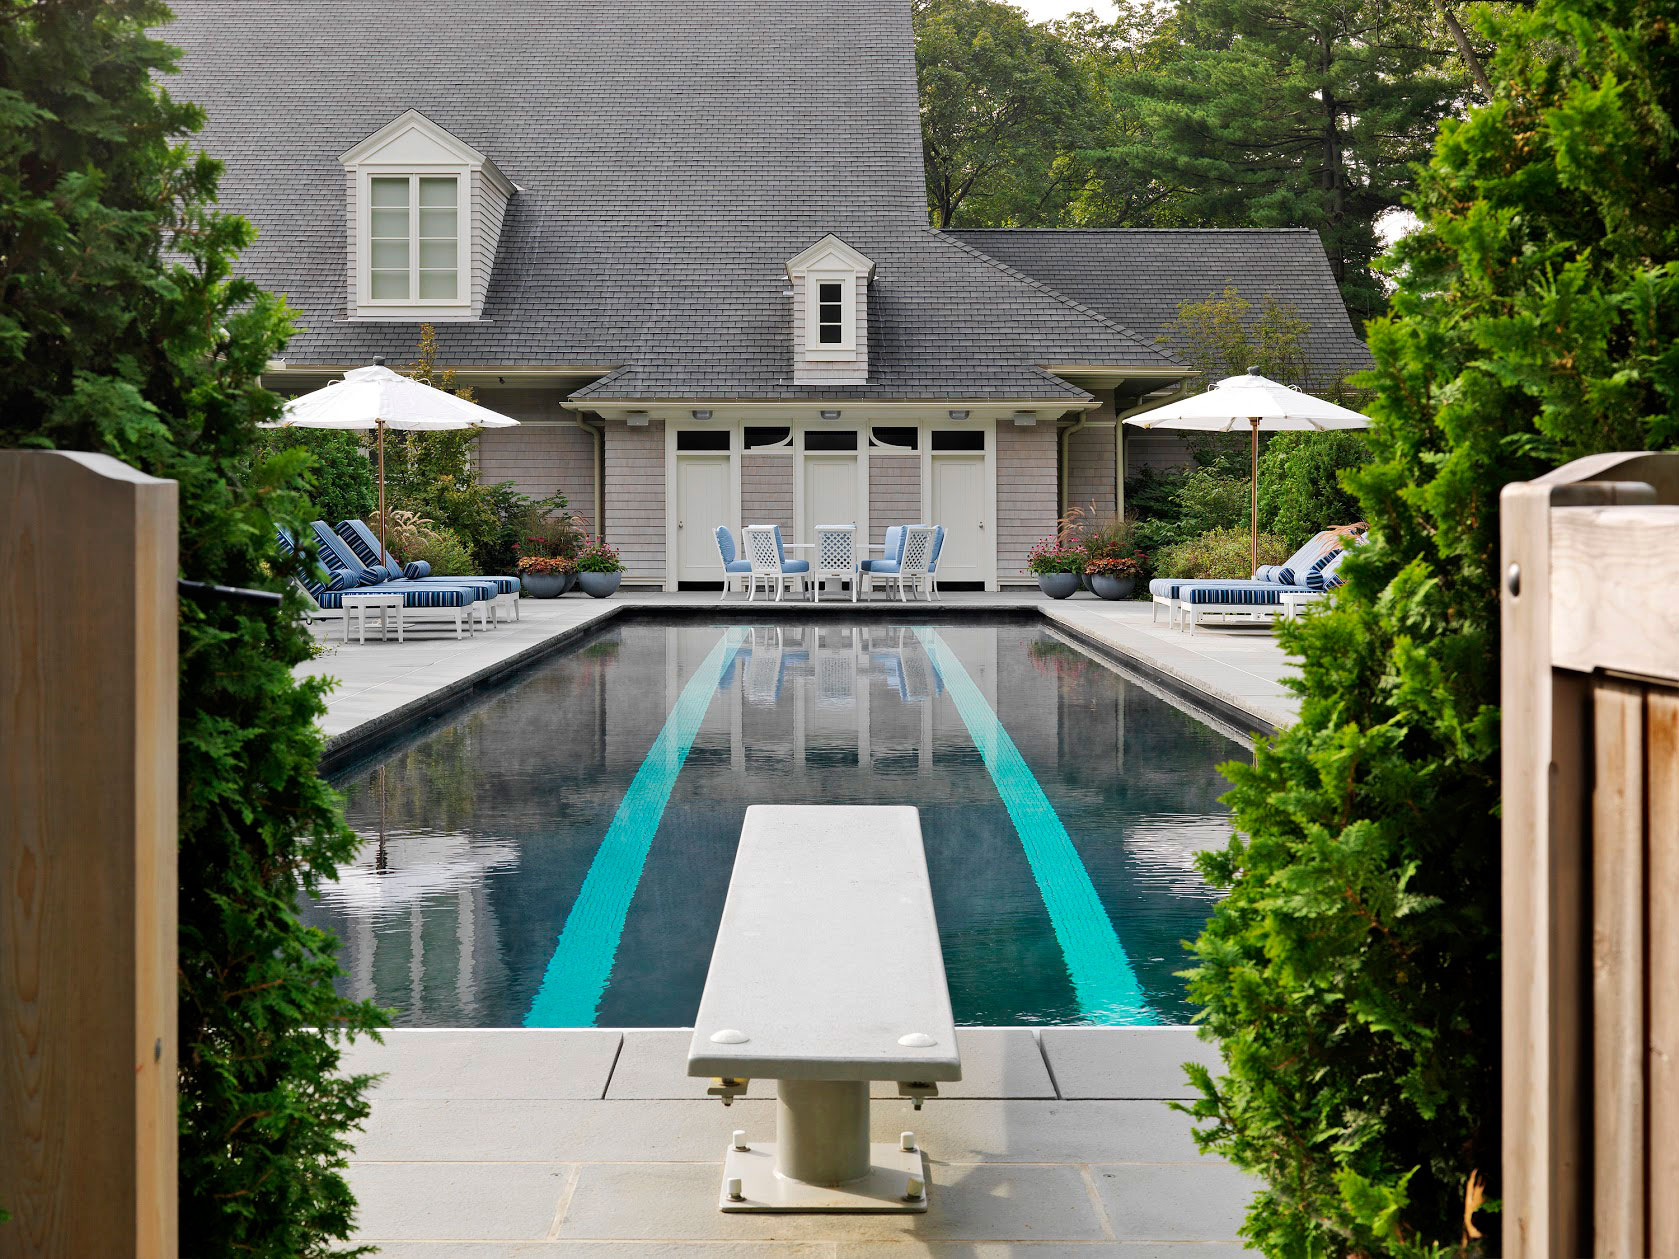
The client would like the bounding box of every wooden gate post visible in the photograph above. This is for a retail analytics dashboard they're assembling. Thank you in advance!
[1501,450,1679,1259]
[1,451,178,1258]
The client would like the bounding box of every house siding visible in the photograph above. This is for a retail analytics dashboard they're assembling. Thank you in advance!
[470,170,509,318]
[868,448,919,546]
[742,450,794,534]
[1065,424,1116,521]
[996,420,1057,585]
[790,274,870,386]
[1126,431,1198,475]
[604,419,666,583]
[468,388,598,529]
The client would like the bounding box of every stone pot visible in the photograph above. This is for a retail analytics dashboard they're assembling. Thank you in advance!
[1089,574,1136,601]
[1036,572,1081,600]
[521,571,574,599]
[578,570,623,599]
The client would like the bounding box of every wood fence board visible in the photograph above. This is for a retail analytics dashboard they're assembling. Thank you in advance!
[1648,688,1679,1259]
[1551,506,1679,679]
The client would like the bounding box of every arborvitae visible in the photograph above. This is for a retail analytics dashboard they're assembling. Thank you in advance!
[1182,0,1677,1252]
[0,1,385,1253]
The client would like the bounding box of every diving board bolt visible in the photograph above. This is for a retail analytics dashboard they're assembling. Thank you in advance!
[904,1174,925,1203]
[900,1131,917,1152]
[732,1130,748,1151]
[726,1177,745,1202]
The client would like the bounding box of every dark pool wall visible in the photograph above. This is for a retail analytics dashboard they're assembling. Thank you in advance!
[302,622,1246,1028]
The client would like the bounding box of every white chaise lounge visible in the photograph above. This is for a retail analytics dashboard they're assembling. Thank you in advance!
[687,805,961,1212]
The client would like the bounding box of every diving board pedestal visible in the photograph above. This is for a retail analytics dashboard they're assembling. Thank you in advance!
[688,805,961,1212]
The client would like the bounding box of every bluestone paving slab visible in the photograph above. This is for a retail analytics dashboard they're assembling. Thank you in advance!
[555,1162,1108,1242]
[1091,1163,1257,1242]
[340,1029,622,1100]
[607,1028,1052,1100]
[354,1098,1209,1165]
[836,1247,1253,1258]
[368,1245,837,1257]
[1039,1029,1221,1100]
[348,1161,574,1241]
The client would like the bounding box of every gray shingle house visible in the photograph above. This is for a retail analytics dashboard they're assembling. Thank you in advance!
[168,0,1370,589]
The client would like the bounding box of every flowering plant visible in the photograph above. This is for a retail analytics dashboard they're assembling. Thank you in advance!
[1025,538,1089,575]
[1085,553,1145,579]
[516,554,576,576]
[575,535,624,573]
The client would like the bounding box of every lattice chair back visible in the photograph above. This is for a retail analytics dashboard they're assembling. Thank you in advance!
[814,525,857,573]
[743,525,784,575]
[897,525,936,578]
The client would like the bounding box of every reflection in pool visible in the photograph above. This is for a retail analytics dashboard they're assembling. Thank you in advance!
[304,620,1247,1027]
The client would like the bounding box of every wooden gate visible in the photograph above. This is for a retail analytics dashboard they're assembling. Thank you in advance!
[1501,451,1679,1258]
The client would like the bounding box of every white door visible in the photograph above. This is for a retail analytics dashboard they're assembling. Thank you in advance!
[803,454,860,532]
[930,454,986,584]
[675,454,732,583]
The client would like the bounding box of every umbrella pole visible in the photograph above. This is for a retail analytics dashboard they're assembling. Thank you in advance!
[377,419,387,568]
[1249,417,1260,573]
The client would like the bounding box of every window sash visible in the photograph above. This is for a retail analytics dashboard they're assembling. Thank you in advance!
[366,173,461,305]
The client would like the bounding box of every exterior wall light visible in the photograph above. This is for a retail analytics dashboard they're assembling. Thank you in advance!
[819,410,841,420]
[947,409,970,420]
[625,411,650,427]
[1012,411,1038,426]
[691,409,713,420]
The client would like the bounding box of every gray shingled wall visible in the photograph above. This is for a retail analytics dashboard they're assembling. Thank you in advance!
[604,420,665,582]
[475,429,597,530]
[742,451,794,534]
[869,449,919,547]
[996,421,1057,584]
[790,273,870,386]
[1066,425,1117,522]
[470,170,510,319]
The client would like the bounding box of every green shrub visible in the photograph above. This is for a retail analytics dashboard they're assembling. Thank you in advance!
[1182,0,1679,1251]
[406,525,474,575]
[1257,431,1370,550]
[0,3,384,1253]
[256,427,375,528]
[1155,527,1288,580]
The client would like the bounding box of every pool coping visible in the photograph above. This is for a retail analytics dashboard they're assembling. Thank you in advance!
[316,600,1286,775]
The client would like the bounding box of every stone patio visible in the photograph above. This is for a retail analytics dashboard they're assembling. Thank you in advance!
[340,1027,1257,1255]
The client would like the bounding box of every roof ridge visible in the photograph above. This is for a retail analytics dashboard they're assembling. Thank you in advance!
[947,226,1317,236]
[930,227,1186,368]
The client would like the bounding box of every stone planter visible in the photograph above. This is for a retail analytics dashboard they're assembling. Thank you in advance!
[578,570,623,599]
[1088,574,1136,601]
[1035,572,1081,600]
[521,571,574,599]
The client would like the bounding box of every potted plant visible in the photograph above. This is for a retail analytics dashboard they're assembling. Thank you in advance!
[1026,537,1089,599]
[516,553,577,598]
[1085,553,1144,600]
[575,535,625,598]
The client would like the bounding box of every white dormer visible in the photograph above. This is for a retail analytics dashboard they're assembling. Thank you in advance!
[786,234,875,385]
[340,110,515,321]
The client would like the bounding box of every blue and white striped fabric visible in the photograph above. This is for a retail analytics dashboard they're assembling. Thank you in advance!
[1181,582,1312,607]
[333,518,520,595]
[1303,547,1342,592]
[403,560,431,579]
[1148,577,1261,599]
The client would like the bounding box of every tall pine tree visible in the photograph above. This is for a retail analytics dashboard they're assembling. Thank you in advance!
[1108,0,1459,323]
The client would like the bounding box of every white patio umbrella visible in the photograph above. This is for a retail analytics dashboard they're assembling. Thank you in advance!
[267,361,518,566]
[1124,368,1371,571]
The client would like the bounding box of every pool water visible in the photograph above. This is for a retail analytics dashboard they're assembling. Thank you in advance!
[305,619,1247,1027]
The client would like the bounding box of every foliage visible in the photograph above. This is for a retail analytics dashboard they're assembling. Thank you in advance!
[575,535,624,573]
[517,553,577,576]
[0,2,384,1253]
[255,427,376,528]
[403,525,473,576]
[1166,287,1312,391]
[1024,537,1089,574]
[1155,526,1286,580]
[1056,500,1146,562]
[1182,0,1679,1250]
[1104,0,1460,323]
[1084,553,1145,579]
[511,510,586,563]
[913,0,1095,227]
[1257,432,1371,551]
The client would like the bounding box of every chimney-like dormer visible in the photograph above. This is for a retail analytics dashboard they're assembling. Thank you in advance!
[786,234,874,385]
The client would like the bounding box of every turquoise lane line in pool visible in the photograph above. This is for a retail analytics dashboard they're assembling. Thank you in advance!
[913,628,1157,1026]
[524,626,751,1028]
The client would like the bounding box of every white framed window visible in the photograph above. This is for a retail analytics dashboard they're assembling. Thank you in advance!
[365,173,463,307]
[804,272,855,356]
[816,281,844,345]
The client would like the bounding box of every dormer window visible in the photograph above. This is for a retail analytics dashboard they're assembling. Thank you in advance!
[786,234,874,384]
[341,109,514,321]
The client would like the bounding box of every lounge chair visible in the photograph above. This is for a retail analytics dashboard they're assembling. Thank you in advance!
[1176,546,1354,633]
[1149,529,1349,628]
[335,518,521,622]
[311,522,498,629]
[714,525,754,600]
[276,527,482,639]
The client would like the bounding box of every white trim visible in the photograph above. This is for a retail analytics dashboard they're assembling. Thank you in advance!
[664,422,741,592]
[920,421,998,590]
[804,272,856,359]
[339,108,514,196]
[793,422,868,549]
[356,170,470,315]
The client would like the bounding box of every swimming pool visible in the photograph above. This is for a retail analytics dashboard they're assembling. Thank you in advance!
[305,618,1247,1028]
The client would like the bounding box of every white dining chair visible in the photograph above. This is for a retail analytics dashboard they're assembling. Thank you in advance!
[812,524,859,602]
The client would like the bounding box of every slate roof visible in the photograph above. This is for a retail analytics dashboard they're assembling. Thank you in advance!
[946,229,1374,389]
[164,0,1183,402]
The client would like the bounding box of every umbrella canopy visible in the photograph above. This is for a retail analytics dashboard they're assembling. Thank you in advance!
[1124,369,1372,570]
[269,364,519,565]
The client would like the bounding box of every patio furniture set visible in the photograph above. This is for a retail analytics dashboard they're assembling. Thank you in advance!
[714,523,945,602]
[1148,527,1364,633]
[279,518,521,643]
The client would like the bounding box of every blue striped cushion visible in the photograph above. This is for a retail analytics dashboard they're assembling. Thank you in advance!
[336,519,383,566]
[1303,548,1343,592]
[1253,565,1280,583]
[404,560,431,579]
[1149,577,1262,599]
[1182,583,1308,607]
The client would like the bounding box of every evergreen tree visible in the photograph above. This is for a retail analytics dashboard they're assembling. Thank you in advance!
[0,1,384,1254]
[1108,0,1459,323]
[1182,0,1678,1252]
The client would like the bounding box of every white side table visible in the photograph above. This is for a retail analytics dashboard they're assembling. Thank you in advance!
[1279,590,1323,622]
[340,591,405,644]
